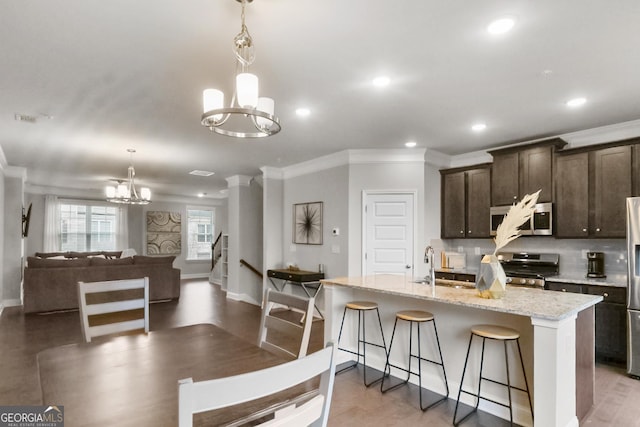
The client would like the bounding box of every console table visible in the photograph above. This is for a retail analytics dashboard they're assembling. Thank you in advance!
[267,269,325,319]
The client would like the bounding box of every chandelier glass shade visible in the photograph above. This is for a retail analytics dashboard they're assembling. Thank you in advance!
[105,149,151,205]
[201,0,281,138]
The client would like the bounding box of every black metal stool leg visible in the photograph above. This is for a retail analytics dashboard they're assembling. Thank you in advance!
[380,318,399,392]
[504,340,513,425]
[517,339,534,420]
[336,307,358,374]
[453,333,476,426]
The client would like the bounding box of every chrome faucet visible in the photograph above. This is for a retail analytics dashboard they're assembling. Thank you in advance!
[424,246,435,284]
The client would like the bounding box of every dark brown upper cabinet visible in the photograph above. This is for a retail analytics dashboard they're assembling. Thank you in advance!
[441,164,491,239]
[555,143,633,238]
[489,138,567,205]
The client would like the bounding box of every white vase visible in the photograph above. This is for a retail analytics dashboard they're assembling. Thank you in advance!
[476,254,507,299]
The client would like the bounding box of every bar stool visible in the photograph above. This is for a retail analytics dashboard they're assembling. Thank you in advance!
[336,301,387,387]
[453,324,533,426]
[380,310,449,411]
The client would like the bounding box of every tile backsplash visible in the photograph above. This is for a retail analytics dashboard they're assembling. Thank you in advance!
[436,237,627,277]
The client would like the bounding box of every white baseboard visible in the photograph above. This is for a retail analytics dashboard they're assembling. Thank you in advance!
[225,291,260,306]
[180,273,210,280]
[2,299,21,307]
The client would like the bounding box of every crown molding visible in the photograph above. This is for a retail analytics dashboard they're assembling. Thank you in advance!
[424,149,452,168]
[26,183,226,205]
[561,118,640,148]
[3,166,27,180]
[280,148,427,179]
[260,166,284,180]
[226,175,253,187]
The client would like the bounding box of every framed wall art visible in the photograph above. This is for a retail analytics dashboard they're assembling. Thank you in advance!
[293,202,323,245]
[146,211,182,255]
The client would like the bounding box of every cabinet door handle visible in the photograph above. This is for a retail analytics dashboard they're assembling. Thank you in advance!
[460,230,464,234]
[561,288,567,292]
[582,228,587,232]
[513,195,517,200]
[468,230,472,234]
[603,292,609,298]
[596,228,601,232]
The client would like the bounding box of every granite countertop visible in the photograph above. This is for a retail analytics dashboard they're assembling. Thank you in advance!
[321,274,602,321]
[546,273,627,288]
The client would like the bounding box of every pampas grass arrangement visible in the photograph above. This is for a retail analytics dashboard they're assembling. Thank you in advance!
[493,190,541,255]
[476,189,541,299]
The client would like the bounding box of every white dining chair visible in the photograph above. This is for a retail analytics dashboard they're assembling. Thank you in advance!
[258,289,315,359]
[178,342,336,427]
[77,277,149,343]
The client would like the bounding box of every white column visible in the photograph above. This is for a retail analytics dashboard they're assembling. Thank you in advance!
[531,315,579,427]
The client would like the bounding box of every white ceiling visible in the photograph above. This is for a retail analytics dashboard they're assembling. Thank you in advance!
[1,0,640,201]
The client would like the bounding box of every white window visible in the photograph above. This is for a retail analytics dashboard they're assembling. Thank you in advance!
[59,202,119,251]
[187,209,215,260]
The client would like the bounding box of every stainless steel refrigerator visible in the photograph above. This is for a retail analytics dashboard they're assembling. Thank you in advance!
[627,197,640,377]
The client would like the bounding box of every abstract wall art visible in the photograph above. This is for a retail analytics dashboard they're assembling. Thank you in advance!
[146,211,182,255]
[293,202,323,245]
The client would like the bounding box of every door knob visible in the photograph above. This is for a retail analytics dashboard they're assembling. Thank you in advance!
[405,265,412,269]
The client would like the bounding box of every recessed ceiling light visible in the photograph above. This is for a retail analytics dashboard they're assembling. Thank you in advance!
[372,76,390,87]
[197,193,207,198]
[472,123,487,132]
[219,189,228,194]
[405,141,417,148]
[189,170,215,177]
[487,17,516,35]
[566,97,587,108]
[296,108,310,117]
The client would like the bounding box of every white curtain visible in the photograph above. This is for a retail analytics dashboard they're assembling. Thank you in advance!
[116,205,129,250]
[43,194,60,252]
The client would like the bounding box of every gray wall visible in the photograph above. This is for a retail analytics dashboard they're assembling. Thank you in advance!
[262,170,284,293]
[3,175,23,304]
[283,165,349,278]
[0,170,4,307]
[226,176,263,304]
[348,161,425,276]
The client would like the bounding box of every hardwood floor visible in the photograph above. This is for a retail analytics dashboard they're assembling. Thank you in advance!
[2,278,640,426]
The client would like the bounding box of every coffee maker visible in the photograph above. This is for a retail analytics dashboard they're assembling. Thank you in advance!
[587,252,606,278]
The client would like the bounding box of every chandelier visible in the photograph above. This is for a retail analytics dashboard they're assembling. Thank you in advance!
[201,0,281,138]
[105,149,151,205]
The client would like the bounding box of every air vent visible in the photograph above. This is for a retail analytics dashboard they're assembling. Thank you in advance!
[189,170,215,177]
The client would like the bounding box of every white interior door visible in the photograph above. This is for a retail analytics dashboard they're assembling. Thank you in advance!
[363,192,415,276]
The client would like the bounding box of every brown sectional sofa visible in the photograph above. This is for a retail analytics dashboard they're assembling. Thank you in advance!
[23,252,181,313]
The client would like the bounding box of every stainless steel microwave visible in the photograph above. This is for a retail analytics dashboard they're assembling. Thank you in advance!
[490,202,553,236]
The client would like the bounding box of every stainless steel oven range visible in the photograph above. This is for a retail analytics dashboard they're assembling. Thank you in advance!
[495,252,560,289]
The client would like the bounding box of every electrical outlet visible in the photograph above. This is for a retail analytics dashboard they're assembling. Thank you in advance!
[581,250,588,259]
[289,244,297,252]
[474,247,481,255]
[331,245,340,254]
[457,246,464,253]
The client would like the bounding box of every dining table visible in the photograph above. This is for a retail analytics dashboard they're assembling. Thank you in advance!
[37,323,313,426]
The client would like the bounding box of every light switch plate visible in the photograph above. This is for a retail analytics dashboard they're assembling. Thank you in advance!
[331,244,340,254]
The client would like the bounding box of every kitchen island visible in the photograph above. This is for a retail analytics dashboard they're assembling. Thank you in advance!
[321,274,602,427]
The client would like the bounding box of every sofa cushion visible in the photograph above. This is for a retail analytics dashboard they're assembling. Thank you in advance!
[90,257,134,266]
[67,251,102,259]
[133,255,176,265]
[27,257,92,268]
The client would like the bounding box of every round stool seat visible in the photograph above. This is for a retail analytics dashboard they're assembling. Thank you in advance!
[396,310,434,322]
[471,324,520,340]
[345,301,379,310]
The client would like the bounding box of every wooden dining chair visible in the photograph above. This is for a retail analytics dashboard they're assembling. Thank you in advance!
[77,277,149,343]
[258,289,315,359]
[178,342,336,427]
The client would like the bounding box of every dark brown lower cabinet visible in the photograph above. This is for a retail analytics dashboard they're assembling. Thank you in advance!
[547,282,626,364]
[586,286,627,364]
